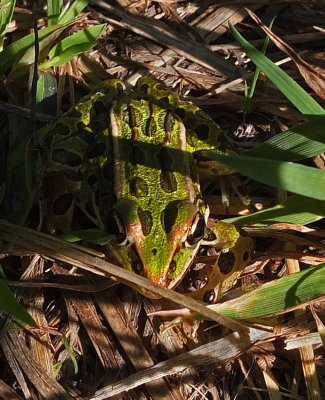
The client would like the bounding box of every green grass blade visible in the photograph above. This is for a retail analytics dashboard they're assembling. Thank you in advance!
[229,23,325,117]
[58,0,90,24]
[39,24,106,69]
[59,229,114,245]
[226,195,325,225]
[0,0,15,51]
[0,23,69,79]
[203,151,325,201]
[0,279,36,327]
[248,115,325,161]
[47,0,63,26]
[212,263,325,319]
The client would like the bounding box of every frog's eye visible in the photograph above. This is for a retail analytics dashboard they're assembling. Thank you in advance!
[186,213,206,247]
[107,211,128,246]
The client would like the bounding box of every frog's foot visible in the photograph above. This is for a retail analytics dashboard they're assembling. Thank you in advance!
[187,221,254,304]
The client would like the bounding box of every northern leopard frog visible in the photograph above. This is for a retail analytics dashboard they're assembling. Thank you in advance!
[42,77,253,303]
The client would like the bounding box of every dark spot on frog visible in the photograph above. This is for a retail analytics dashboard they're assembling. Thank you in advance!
[156,83,167,91]
[145,116,157,136]
[132,261,143,275]
[66,109,82,119]
[52,149,81,167]
[159,96,170,104]
[157,147,173,170]
[55,122,70,136]
[77,122,93,144]
[243,251,250,262]
[87,142,106,158]
[203,289,216,304]
[130,145,146,165]
[137,207,152,236]
[175,107,186,119]
[138,83,149,94]
[53,193,73,215]
[93,100,106,114]
[169,260,177,273]
[162,204,178,234]
[164,111,175,136]
[217,251,235,274]
[130,177,148,197]
[195,123,210,140]
[152,248,157,256]
[63,170,82,182]
[160,170,177,193]
[87,174,98,186]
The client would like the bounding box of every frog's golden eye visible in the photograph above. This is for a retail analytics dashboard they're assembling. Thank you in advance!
[107,211,128,246]
[186,213,206,247]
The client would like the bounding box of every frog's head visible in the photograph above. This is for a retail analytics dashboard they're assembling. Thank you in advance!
[107,198,207,289]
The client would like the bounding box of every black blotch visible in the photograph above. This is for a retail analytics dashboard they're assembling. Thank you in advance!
[53,193,73,215]
[164,112,175,135]
[163,204,178,234]
[195,123,210,140]
[130,145,146,165]
[93,100,106,114]
[138,83,149,94]
[55,123,70,136]
[77,122,93,144]
[87,142,106,158]
[152,248,157,256]
[175,107,186,119]
[203,289,216,304]
[87,174,98,186]
[63,170,82,182]
[243,251,250,262]
[52,149,81,167]
[132,261,143,275]
[129,177,148,197]
[169,260,176,273]
[159,96,170,104]
[218,252,235,274]
[160,170,177,193]
[137,207,152,236]
[66,109,82,119]
[145,116,157,137]
[157,147,173,169]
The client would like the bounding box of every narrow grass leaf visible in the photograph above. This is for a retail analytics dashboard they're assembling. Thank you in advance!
[39,24,106,69]
[212,263,325,319]
[59,229,113,245]
[63,335,78,374]
[47,0,63,26]
[229,23,325,117]
[204,151,325,201]
[58,0,90,24]
[0,280,36,327]
[0,0,15,51]
[248,115,325,161]
[226,195,325,225]
[0,23,69,78]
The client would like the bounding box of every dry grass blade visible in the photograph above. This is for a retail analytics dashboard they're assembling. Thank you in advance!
[247,9,325,100]
[91,0,243,77]
[91,328,275,399]
[0,219,247,333]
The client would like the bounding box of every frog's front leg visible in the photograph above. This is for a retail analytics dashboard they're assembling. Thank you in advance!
[187,221,253,304]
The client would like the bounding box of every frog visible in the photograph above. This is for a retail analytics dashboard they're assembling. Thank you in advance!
[41,76,253,304]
